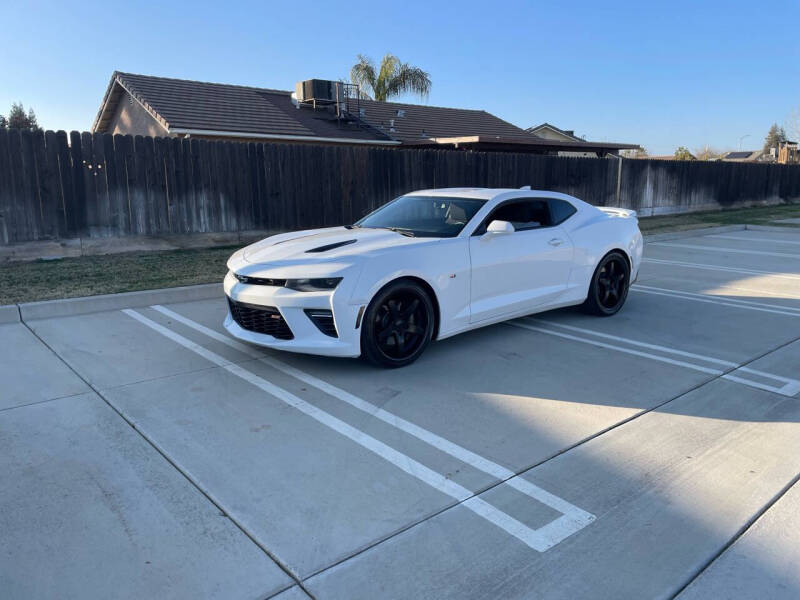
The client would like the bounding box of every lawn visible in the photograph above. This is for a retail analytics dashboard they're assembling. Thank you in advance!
[637,202,800,233]
[0,246,238,305]
[1,202,799,305]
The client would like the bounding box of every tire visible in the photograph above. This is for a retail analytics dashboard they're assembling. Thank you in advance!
[582,251,630,316]
[360,280,435,368]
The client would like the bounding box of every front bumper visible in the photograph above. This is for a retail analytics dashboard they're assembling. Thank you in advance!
[223,271,362,357]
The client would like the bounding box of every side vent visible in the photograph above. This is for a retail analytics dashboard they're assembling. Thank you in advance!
[306,239,356,253]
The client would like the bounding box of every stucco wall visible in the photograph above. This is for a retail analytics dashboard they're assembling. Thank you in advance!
[108,93,169,137]
[531,127,575,142]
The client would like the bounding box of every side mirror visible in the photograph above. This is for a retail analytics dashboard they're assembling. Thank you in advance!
[484,220,515,236]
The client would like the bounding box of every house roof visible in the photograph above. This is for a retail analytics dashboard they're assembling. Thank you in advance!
[402,135,638,154]
[92,72,639,152]
[722,150,765,161]
[526,123,584,142]
[93,72,393,143]
[351,99,529,142]
[93,72,530,144]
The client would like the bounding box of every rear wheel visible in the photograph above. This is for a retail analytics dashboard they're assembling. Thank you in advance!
[583,251,630,316]
[361,280,435,368]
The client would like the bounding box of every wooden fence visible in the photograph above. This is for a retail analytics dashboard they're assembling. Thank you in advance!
[1,128,800,245]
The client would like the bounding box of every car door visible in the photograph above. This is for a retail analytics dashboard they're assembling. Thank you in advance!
[468,198,573,323]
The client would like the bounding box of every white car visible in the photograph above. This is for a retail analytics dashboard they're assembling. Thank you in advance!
[224,187,643,367]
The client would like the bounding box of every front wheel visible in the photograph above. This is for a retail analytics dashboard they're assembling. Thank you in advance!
[360,280,435,368]
[583,251,630,316]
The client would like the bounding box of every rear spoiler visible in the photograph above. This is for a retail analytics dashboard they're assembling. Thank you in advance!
[599,207,637,219]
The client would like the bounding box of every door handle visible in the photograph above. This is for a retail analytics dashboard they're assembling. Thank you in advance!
[548,238,563,246]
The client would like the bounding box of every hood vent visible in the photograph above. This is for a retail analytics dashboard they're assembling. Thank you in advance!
[306,239,356,253]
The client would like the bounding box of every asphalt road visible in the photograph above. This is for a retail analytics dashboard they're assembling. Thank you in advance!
[2,227,800,599]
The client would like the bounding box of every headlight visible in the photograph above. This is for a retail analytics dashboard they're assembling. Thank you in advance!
[285,277,342,292]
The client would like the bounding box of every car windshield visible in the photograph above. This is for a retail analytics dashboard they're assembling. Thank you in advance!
[354,195,486,238]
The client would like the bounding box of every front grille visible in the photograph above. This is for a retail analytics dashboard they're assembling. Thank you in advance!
[227,298,294,340]
[304,309,338,338]
[234,273,287,287]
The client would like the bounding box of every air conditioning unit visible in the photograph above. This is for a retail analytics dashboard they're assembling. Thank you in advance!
[295,79,345,104]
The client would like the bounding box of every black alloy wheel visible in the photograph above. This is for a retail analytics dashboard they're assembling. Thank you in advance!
[583,251,630,316]
[361,280,435,368]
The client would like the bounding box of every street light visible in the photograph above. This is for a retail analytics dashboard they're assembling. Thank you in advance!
[738,134,750,151]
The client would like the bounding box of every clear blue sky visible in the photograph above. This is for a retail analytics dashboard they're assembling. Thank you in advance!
[2,0,798,155]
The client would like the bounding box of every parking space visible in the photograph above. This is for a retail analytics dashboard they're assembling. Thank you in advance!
[0,321,89,410]
[3,227,800,599]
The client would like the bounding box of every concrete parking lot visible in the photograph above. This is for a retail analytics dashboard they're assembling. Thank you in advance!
[2,227,800,599]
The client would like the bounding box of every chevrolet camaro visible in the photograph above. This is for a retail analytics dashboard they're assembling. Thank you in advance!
[224,187,643,367]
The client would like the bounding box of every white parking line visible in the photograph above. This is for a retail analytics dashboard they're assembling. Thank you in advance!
[509,319,800,397]
[509,320,722,375]
[711,234,800,247]
[642,258,800,281]
[151,305,595,548]
[630,284,800,317]
[649,242,800,260]
[527,319,735,366]
[126,307,595,552]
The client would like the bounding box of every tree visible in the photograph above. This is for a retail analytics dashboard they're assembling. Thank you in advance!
[620,147,649,158]
[673,146,695,160]
[0,102,41,130]
[693,145,726,161]
[763,123,787,152]
[350,53,431,102]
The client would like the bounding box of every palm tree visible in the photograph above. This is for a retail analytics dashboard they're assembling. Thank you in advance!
[350,53,431,102]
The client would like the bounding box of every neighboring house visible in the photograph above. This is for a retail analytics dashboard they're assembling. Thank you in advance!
[526,123,584,142]
[777,141,799,164]
[525,122,637,157]
[92,72,639,156]
[720,150,766,162]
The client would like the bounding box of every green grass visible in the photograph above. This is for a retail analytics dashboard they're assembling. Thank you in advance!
[0,245,238,305]
[2,202,799,305]
[638,202,800,234]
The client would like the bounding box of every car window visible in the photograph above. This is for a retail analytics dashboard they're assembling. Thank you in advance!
[474,199,552,234]
[548,198,577,225]
[355,195,486,238]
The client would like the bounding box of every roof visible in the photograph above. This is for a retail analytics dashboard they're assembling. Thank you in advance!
[93,72,393,143]
[724,151,756,160]
[526,123,584,142]
[407,187,581,200]
[351,99,527,142]
[721,150,765,161]
[92,72,640,152]
[93,72,530,144]
[402,135,639,153]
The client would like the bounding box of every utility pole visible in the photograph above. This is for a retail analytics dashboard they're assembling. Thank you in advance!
[738,134,750,151]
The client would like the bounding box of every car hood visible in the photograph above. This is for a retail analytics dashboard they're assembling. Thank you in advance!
[240,226,432,264]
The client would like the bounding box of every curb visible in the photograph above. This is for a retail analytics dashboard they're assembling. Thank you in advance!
[745,224,800,233]
[0,304,21,324]
[643,224,746,243]
[17,283,223,321]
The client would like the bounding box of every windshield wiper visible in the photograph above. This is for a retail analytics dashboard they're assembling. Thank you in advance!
[359,226,416,237]
[386,227,415,237]
[355,225,416,237]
